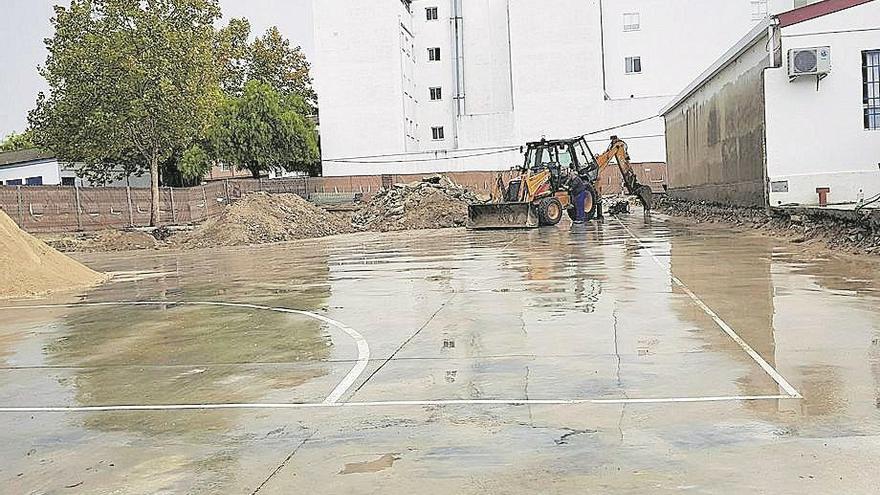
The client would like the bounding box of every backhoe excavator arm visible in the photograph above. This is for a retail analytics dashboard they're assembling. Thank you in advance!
[593,136,653,211]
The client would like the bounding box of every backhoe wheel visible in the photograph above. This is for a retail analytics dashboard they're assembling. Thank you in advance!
[568,184,599,222]
[537,197,564,226]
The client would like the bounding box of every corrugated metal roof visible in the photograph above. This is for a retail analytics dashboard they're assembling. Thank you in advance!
[0,148,56,168]
[778,0,875,28]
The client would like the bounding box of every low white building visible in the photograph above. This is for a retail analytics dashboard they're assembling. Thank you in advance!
[661,0,880,207]
[0,149,149,188]
[313,0,811,176]
[0,149,75,186]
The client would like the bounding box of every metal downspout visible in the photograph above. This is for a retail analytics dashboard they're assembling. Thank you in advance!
[761,19,781,209]
[452,0,465,149]
[599,0,609,100]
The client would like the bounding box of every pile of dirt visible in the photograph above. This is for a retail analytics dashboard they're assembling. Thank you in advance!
[178,192,352,248]
[43,230,160,253]
[656,196,880,255]
[0,209,107,299]
[352,175,485,232]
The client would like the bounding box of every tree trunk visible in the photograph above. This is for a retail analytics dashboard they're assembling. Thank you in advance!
[149,153,160,227]
[251,167,261,179]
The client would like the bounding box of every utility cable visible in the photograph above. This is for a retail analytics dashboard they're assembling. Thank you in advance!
[855,192,880,212]
[325,147,520,164]
[323,144,521,162]
[575,114,661,138]
[322,114,662,164]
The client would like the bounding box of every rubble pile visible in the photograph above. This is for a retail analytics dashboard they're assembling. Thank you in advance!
[657,196,880,255]
[656,196,773,228]
[352,175,486,232]
[179,192,353,248]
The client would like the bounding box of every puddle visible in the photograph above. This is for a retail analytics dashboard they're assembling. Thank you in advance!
[339,453,401,475]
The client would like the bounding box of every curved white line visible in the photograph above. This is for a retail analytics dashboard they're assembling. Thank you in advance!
[0,301,370,405]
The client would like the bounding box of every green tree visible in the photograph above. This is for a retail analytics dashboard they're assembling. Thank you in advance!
[179,143,213,182]
[215,17,252,97]
[249,27,317,112]
[0,130,36,152]
[29,0,222,226]
[213,80,318,179]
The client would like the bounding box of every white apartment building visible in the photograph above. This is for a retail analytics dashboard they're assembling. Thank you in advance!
[313,0,822,176]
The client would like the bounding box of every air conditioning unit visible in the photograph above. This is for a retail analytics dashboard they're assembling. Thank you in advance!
[788,47,831,77]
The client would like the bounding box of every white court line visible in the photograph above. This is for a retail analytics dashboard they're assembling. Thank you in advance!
[0,301,370,405]
[0,395,796,413]
[614,218,802,399]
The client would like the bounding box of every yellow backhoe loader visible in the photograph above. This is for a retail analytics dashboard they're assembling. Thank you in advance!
[467,136,653,229]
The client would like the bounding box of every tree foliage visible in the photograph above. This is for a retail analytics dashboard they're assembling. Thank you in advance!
[0,131,36,152]
[249,27,317,113]
[29,0,222,225]
[179,143,212,182]
[212,80,318,179]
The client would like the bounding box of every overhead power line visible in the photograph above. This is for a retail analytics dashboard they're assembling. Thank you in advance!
[322,114,663,164]
[325,148,520,164]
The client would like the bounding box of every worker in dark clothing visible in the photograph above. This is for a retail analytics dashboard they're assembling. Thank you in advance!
[563,170,588,224]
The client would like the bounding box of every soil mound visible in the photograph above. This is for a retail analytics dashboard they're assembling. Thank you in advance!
[179,192,352,248]
[0,209,107,299]
[44,230,159,253]
[352,175,484,232]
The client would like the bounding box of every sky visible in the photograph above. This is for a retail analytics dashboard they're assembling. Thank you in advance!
[0,0,315,139]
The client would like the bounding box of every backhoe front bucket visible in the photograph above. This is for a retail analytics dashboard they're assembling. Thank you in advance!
[467,202,539,230]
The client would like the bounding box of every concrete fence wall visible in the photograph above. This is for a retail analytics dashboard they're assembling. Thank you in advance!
[0,166,666,233]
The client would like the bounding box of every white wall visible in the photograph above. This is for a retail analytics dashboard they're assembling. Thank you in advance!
[312,0,411,173]
[0,160,62,185]
[764,1,880,206]
[602,0,763,101]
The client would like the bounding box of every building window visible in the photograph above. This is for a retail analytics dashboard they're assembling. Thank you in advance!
[751,1,768,20]
[864,50,880,130]
[61,177,76,186]
[5,179,22,186]
[625,56,642,74]
[428,47,441,62]
[426,7,438,21]
[623,13,640,31]
[431,126,445,140]
[25,176,43,186]
[429,87,442,101]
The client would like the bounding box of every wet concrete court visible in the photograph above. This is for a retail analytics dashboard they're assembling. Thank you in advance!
[2,215,880,494]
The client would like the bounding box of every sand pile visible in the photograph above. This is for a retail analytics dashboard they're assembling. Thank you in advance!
[0,209,107,299]
[352,175,484,232]
[178,192,352,248]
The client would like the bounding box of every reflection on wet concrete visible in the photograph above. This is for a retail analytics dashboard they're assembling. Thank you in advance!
[338,453,401,475]
[668,224,780,411]
[1,219,880,493]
